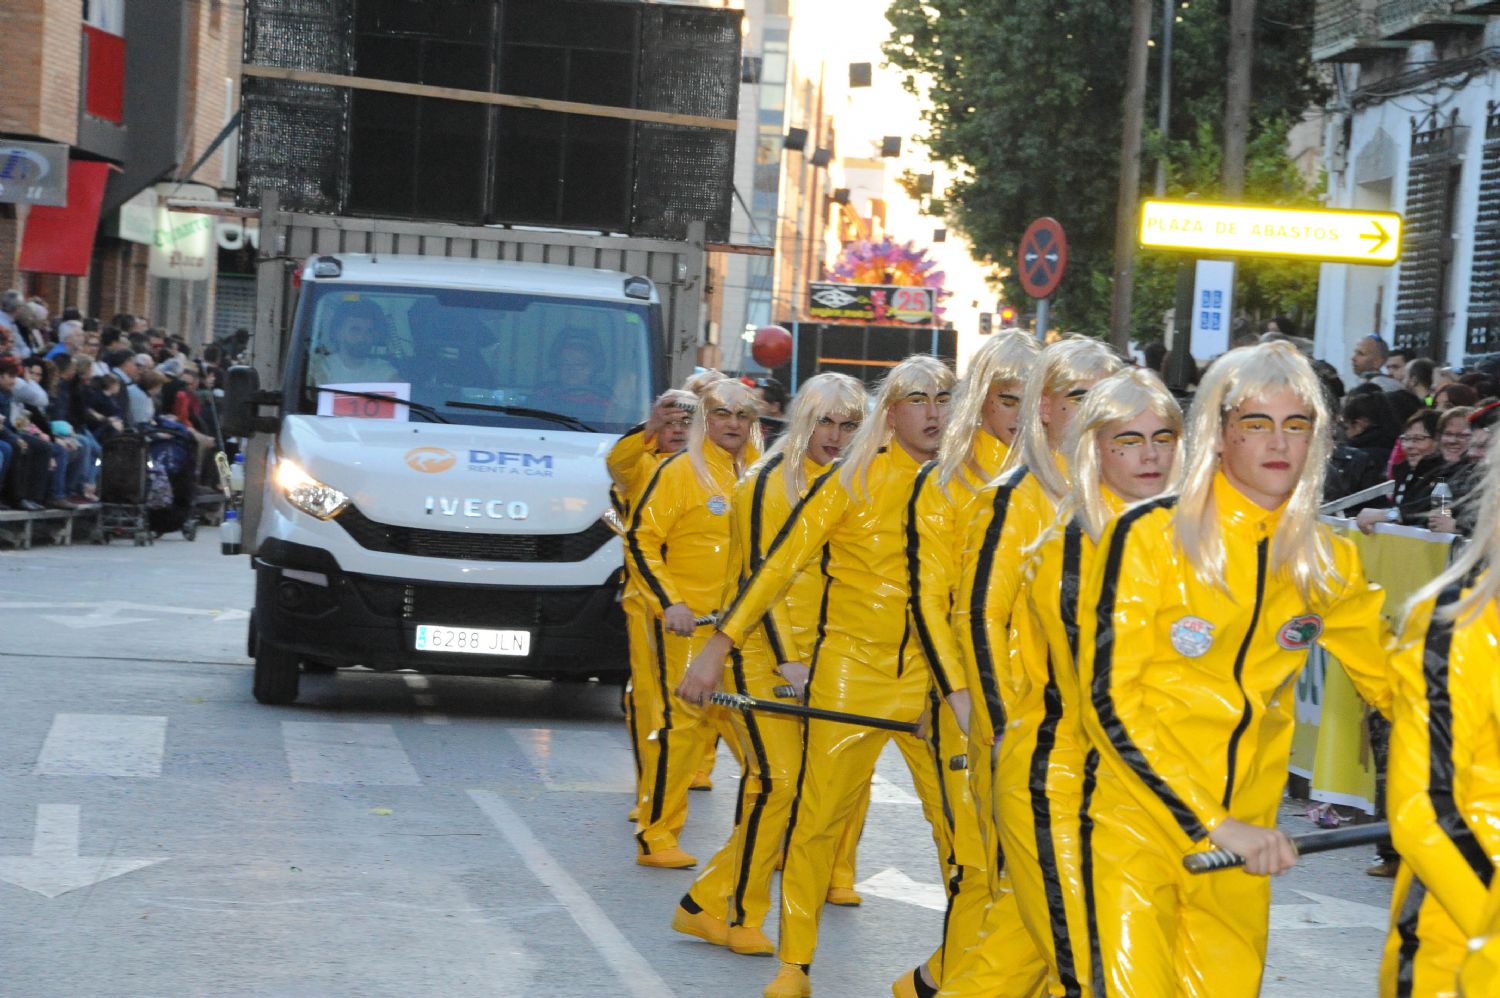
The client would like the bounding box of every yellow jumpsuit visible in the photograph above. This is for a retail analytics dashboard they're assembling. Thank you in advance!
[716,444,956,969]
[627,443,742,857]
[1380,582,1500,997]
[1459,879,1500,996]
[906,435,1012,984]
[684,454,867,930]
[993,494,1124,998]
[1077,473,1392,998]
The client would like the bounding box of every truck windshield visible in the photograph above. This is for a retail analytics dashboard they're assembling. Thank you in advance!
[294,282,656,433]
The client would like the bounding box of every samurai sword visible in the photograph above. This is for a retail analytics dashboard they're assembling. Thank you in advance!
[709,691,921,735]
[1183,822,1390,874]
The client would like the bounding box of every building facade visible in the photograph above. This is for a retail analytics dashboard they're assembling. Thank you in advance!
[1314,1,1500,376]
[0,0,244,342]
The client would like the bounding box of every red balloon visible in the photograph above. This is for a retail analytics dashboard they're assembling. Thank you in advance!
[752,324,793,368]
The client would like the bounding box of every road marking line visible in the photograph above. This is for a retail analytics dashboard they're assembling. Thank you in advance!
[855,867,947,911]
[35,713,167,777]
[282,722,421,785]
[421,714,451,726]
[508,728,633,793]
[468,790,674,998]
[0,804,167,899]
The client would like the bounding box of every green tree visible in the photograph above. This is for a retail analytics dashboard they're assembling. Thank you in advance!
[883,0,1327,337]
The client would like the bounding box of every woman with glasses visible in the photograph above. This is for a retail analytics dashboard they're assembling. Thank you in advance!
[1077,342,1391,997]
[1354,409,1445,532]
[1430,401,1498,536]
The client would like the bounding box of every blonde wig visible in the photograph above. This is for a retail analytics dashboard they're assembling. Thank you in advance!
[935,329,1040,495]
[756,372,867,505]
[1000,336,1125,503]
[1174,341,1336,600]
[1062,368,1183,541]
[687,378,761,490]
[682,368,727,396]
[839,354,956,500]
[1406,447,1500,627]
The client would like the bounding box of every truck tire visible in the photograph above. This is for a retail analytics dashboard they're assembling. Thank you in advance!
[253,645,302,705]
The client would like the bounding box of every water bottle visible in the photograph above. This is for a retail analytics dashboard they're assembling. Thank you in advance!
[1431,479,1452,519]
[229,453,246,494]
[220,508,242,555]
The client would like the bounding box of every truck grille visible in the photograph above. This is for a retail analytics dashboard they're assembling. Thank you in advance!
[335,506,616,562]
[351,577,600,629]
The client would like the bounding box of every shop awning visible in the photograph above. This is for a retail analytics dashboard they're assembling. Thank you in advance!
[17,160,112,276]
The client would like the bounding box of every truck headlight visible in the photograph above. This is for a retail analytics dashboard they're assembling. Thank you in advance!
[275,457,350,520]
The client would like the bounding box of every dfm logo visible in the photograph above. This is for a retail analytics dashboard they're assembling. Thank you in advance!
[404,447,457,473]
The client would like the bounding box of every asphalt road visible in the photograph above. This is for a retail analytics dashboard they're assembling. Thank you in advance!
[0,537,1393,997]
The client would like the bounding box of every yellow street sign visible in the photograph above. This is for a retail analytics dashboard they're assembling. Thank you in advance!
[1139,200,1403,266]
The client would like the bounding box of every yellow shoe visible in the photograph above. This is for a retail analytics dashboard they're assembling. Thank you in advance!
[637,846,697,869]
[764,963,812,998]
[690,772,713,791]
[727,924,775,956]
[891,968,918,998]
[825,887,862,907]
[671,904,729,945]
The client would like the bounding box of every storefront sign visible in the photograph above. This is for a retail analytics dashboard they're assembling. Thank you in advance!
[807,283,936,326]
[149,182,216,281]
[0,141,70,207]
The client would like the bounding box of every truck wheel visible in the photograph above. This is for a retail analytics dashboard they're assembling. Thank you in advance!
[253,646,302,705]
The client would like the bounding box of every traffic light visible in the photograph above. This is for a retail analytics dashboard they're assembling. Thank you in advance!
[999,305,1018,327]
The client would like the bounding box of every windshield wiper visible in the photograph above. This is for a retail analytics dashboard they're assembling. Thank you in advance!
[312,386,451,423]
[442,401,596,433]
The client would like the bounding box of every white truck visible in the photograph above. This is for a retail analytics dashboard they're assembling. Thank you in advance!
[222,192,708,704]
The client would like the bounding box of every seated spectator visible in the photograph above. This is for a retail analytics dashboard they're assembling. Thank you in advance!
[0,356,76,510]
[137,369,167,418]
[1432,401,1498,536]
[84,375,127,441]
[1340,389,1399,467]
[45,320,84,361]
[1355,409,1444,532]
[105,348,154,428]
[46,355,100,503]
[1433,381,1479,411]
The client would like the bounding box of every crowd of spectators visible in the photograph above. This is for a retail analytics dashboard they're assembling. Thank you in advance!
[0,289,244,513]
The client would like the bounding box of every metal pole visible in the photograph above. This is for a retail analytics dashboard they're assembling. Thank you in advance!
[1035,297,1051,342]
[929,324,939,357]
[1166,258,1197,392]
[1109,0,1154,352]
[790,321,801,392]
[1155,0,1173,197]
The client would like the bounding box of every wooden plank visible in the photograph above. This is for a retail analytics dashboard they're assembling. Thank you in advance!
[242,64,737,133]
[706,242,775,257]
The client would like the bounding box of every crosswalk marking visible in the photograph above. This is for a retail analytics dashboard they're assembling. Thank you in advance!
[508,728,633,793]
[35,714,167,778]
[282,722,421,786]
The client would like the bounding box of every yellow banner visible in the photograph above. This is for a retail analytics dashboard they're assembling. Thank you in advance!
[1291,524,1455,812]
[1140,200,1403,266]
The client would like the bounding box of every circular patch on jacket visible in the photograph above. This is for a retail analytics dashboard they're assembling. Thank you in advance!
[1276,614,1324,651]
[707,495,728,516]
[1170,616,1216,658]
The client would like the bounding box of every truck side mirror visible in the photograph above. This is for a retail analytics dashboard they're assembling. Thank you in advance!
[223,365,280,436]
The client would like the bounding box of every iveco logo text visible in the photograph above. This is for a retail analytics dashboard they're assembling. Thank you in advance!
[424,497,530,520]
[469,451,554,477]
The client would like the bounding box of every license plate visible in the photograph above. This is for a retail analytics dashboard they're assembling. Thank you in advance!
[414,624,531,657]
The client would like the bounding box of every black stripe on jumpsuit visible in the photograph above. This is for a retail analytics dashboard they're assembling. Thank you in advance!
[1028,521,1085,996]
[1087,496,1208,842]
[1398,582,1497,991]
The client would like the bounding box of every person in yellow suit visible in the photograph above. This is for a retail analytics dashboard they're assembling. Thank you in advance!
[611,389,697,824]
[680,354,961,998]
[898,329,1039,997]
[628,378,758,868]
[1459,879,1500,996]
[1002,368,1182,997]
[1076,342,1393,997]
[1380,446,1500,997]
[937,336,1124,998]
[672,373,870,955]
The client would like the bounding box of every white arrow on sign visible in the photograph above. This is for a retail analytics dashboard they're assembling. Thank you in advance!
[0,804,167,898]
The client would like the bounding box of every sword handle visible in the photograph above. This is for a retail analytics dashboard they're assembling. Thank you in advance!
[1182,848,1250,874]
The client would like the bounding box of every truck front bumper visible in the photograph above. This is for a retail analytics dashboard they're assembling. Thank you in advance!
[252,538,628,679]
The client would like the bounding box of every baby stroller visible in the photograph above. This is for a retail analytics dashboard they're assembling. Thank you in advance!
[145,420,200,539]
[98,420,201,544]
